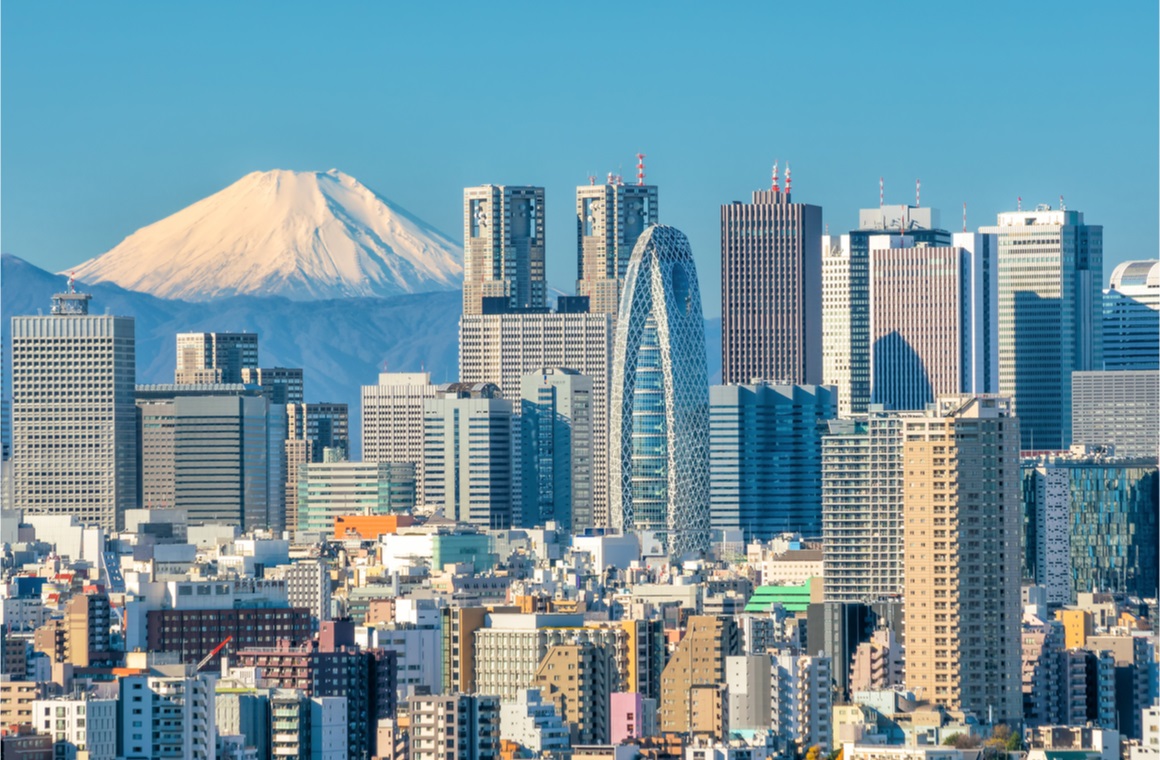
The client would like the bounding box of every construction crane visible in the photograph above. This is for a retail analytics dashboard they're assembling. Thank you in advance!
[196,636,233,672]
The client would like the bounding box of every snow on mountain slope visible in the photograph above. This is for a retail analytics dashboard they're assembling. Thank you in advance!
[68,169,464,301]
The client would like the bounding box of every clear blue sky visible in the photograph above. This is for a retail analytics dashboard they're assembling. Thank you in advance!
[3,2,1156,316]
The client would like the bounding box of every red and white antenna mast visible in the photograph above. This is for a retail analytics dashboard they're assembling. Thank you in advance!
[1017,196,1022,212]
[771,161,780,193]
[962,202,967,232]
[636,153,646,186]
[879,177,884,208]
[1059,194,1065,211]
[915,178,921,208]
[784,162,792,196]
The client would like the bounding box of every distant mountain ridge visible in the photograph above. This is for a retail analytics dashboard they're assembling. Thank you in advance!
[67,169,464,302]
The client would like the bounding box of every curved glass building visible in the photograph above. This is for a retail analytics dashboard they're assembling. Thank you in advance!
[610,225,710,557]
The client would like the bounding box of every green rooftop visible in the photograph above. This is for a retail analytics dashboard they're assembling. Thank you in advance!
[745,579,813,613]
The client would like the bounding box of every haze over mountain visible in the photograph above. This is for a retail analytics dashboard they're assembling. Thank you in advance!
[68,169,464,302]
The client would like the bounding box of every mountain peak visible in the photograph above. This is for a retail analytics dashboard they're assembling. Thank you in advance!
[68,169,464,302]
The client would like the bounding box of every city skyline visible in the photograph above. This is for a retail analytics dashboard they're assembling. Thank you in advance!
[3,3,1157,317]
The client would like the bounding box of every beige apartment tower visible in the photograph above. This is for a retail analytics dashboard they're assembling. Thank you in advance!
[721,183,823,386]
[658,615,740,734]
[463,185,546,315]
[902,396,1022,723]
[576,180,658,315]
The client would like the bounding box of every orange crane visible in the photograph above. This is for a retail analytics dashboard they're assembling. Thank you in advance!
[196,636,233,672]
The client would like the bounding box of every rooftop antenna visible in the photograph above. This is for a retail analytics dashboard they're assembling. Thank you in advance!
[771,161,780,193]
[636,153,646,186]
[915,178,921,208]
[1017,196,1022,212]
[607,171,614,185]
[1060,194,1065,211]
[879,177,884,208]
[588,174,596,186]
[962,202,967,232]
[68,272,76,293]
[784,162,792,195]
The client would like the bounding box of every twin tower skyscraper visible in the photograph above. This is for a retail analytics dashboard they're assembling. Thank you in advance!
[459,177,711,556]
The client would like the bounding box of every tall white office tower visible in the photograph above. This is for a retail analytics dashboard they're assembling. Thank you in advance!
[576,177,658,315]
[822,205,952,415]
[520,368,594,531]
[981,206,1102,449]
[361,372,438,503]
[463,185,546,315]
[459,308,613,527]
[422,382,519,528]
[868,232,998,409]
[609,225,710,557]
[11,286,137,531]
[1104,260,1159,370]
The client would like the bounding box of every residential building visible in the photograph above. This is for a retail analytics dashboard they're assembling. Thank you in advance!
[240,366,305,405]
[422,383,518,528]
[459,308,613,527]
[771,652,833,753]
[709,383,836,540]
[276,560,332,625]
[10,288,137,531]
[118,667,218,760]
[361,372,439,503]
[499,688,570,753]
[1023,452,1159,604]
[296,461,416,535]
[576,178,658,315]
[463,185,546,315]
[32,694,118,760]
[981,206,1102,449]
[520,368,594,531]
[868,232,998,410]
[902,396,1022,723]
[658,616,740,735]
[725,654,772,732]
[822,205,952,415]
[720,177,823,386]
[1104,260,1159,370]
[821,410,910,602]
[533,641,616,745]
[407,693,500,760]
[146,607,312,668]
[269,691,347,760]
[610,225,711,556]
[175,331,258,384]
[1071,371,1159,460]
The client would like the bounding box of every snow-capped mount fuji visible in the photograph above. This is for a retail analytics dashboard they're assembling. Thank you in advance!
[68,169,464,302]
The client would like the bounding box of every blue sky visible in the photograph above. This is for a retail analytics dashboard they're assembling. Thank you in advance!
[3,2,1156,316]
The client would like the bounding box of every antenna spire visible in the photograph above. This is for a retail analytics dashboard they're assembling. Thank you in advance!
[1017,196,1022,212]
[1060,194,1065,211]
[784,162,792,195]
[915,178,921,208]
[771,161,780,193]
[879,177,884,208]
[68,272,76,294]
[588,174,596,186]
[636,153,646,186]
[962,202,967,232]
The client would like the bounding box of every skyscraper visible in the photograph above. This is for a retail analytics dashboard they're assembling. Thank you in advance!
[1103,260,1159,371]
[241,366,305,405]
[520,368,594,531]
[822,204,952,415]
[175,331,258,384]
[422,382,519,528]
[869,231,998,410]
[11,287,137,531]
[610,225,710,557]
[463,185,546,315]
[361,372,438,500]
[459,310,613,527]
[576,179,658,315]
[902,396,1022,722]
[709,383,836,540]
[1071,370,1159,460]
[981,206,1102,449]
[721,175,823,386]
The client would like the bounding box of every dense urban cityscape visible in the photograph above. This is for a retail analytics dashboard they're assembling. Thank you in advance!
[0,160,1156,760]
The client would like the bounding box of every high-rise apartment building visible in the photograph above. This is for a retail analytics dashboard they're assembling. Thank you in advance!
[980,206,1102,449]
[175,331,258,384]
[459,310,612,527]
[269,691,348,760]
[709,383,836,540]
[241,366,305,404]
[10,288,137,531]
[422,383,518,528]
[576,179,658,315]
[361,372,438,503]
[533,641,617,745]
[463,185,546,315]
[118,666,218,760]
[1103,260,1159,370]
[610,225,711,557]
[902,396,1022,723]
[1022,451,1158,604]
[721,182,823,386]
[136,384,286,531]
[407,693,500,760]
[821,410,910,602]
[770,652,833,754]
[823,205,952,416]
[869,232,998,409]
[658,616,740,735]
[33,693,118,760]
[520,368,594,531]
[1071,370,1159,460]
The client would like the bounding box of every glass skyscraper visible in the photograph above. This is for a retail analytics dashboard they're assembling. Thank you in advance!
[610,225,710,557]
